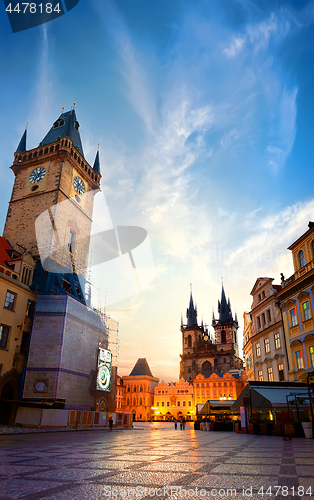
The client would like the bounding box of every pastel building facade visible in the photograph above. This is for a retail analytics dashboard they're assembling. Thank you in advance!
[193,371,246,406]
[243,312,254,381]
[123,358,159,421]
[152,378,194,421]
[277,222,314,381]
[248,278,288,382]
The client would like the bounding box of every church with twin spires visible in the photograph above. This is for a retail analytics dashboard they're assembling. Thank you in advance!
[179,286,243,381]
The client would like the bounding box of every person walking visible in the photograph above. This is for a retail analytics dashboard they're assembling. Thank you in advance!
[174,419,178,430]
[180,418,183,430]
[182,416,186,430]
[109,417,113,431]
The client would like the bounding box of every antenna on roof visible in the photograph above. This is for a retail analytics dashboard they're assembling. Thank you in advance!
[62,100,66,111]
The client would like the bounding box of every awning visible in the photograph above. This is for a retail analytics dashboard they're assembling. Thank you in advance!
[231,384,308,411]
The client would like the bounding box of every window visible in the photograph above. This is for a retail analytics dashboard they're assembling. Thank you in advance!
[68,230,76,254]
[177,401,180,406]
[187,335,192,347]
[262,291,266,299]
[183,401,186,407]
[221,330,226,343]
[267,310,271,322]
[161,402,164,407]
[256,343,261,357]
[264,338,270,353]
[267,367,274,381]
[257,317,261,329]
[303,301,311,321]
[156,402,159,407]
[296,350,304,370]
[278,363,285,381]
[167,401,170,407]
[258,294,261,302]
[299,250,305,269]
[262,313,266,326]
[258,370,263,381]
[0,325,9,349]
[4,291,15,310]
[188,401,191,406]
[274,333,281,349]
[290,308,297,327]
[249,354,253,368]
[309,346,314,368]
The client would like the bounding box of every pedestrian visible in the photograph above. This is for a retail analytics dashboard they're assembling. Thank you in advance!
[180,418,183,430]
[174,419,178,430]
[109,417,113,430]
[182,416,186,430]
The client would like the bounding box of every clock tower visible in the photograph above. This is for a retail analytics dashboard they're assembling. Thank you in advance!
[3,108,101,278]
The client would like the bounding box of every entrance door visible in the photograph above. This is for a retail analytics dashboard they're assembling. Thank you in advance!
[0,382,14,425]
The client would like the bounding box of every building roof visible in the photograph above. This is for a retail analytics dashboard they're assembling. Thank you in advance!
[288,221,314,250]
[0,236,16,267]
[129,358,153,377]
[40,109,84,158]
[16,128,27,152]
[93,150,100,174]
[186,291,197,327]
[218,285,233,322]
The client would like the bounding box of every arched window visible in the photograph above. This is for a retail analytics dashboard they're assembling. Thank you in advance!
[139,398,142,405]
[187,335,192,347]
[299,250,305,269]
[140,385,143,392]
[133,398,136,405]
[221,330,226,343]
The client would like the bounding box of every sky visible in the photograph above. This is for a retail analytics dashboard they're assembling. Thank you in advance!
[1,0,314,382]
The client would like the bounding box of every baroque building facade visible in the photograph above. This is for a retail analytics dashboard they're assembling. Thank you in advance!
[152,378,194,421]
[277,222,314,381]
[179,286,243,382]
[246,278,288,383]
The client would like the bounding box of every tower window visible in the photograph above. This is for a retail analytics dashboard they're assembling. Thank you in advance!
[221,330,226,343]
[187,335,192,347]
[68,230,76,254]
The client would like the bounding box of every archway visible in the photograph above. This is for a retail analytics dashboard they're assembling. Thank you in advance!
[0,382,14,425]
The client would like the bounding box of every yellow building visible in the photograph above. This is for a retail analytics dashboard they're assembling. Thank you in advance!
[0,236,36,424]
[243,312,254,380]
[277,222,314,381]
[193,371,246,405]
[115,374,125,413]
[123,358,159,421]
[153,378,194,421]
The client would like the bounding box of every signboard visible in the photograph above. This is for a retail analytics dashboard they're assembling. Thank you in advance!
[96,348,112,392]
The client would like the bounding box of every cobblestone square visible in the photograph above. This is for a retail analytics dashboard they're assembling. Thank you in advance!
[0,424,313,500]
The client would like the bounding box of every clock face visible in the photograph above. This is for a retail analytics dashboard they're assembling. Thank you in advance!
[73,176,85,195]
[29,167,46,184]
[97,364,111,391]
[35,381,46,392]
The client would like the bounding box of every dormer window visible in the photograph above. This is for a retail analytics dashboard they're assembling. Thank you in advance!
[53,118,65,129]
[74,120,80,131]
[299,250,305,269]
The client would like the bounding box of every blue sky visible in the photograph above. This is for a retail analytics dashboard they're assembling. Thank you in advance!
[1,0,314,380]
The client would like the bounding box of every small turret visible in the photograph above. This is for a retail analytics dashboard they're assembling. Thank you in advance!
[16,128,27,153]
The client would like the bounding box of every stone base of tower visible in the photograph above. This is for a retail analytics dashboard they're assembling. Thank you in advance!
[23,295,108,409]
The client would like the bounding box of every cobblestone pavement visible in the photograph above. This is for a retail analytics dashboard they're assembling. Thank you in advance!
[0,422,313,500]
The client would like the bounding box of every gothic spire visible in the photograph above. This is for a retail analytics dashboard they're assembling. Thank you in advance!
[186,289,197,327]
[218,284,233,322]
[40,109,84,158]
[93,148,100,174]
[16,128,27,153]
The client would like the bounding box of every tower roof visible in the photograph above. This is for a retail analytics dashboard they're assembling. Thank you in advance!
[129,358,153,377]
[186,291,197,327]
[93,149,100,174]
[16,128,27,152]
[40,109,84,157]
[218,284,233,322]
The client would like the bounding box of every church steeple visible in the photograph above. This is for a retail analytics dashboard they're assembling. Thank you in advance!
[186,289,197,327]
[218,284,233,322]
[16,128,27,153]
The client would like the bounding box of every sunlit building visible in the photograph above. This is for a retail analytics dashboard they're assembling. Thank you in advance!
[277,222,314,381]
[152,378,194,421]
[123,358,159,421]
